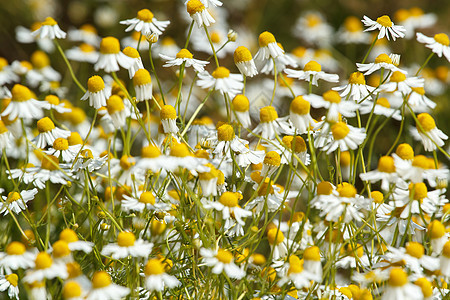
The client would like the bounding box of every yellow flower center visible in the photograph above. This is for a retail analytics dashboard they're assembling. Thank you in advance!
[395,143,414,160]
[141,145,161,158]
[87,75,105,93]
[290,96,310,115]
[150,219,166,235]
[37,117,56,133]
[370,191,384,203]
[53,138,69,151]
[323,90,341,103]
[411,87,425,95]
[292,46,307,58]
[232,94,250,112]
[0,57,7,71]
[389,268,408,287]
[259,106,278,123]
[139,191,155,205]
[217,124,235,141]
[210,31,221,44]
[290,212,305,224]
[219,191,239,207]
[107,95,125,114]
[267,228,284,245]
[170,143,191,157]
[133,69,152,86]
[145,259,165,275]
[389,71,406,83]
[408,182,427,201]
[303,246,321,261]
[340,151,351,166]
[11,84,33,102]
[344,16,363,32]
[216,249,233,264]
[6,241,26,255]
[68,108,87,125]
[337,182,357,198]
[100,37,121,54]
[68,132,82,146]
[60,229,79,243]
[137,9,154,22]
[347,243,364,258]
[117,231,136,247]
[434,33,450,46]
[412,155,429,169]
[427,220,445,239]
[45,95,60,106]
[176,48,194,59]
[212,66,230,79]
[377,156,395,173]
[317,181,333,195]
[6,192,21,203]
[303,60,322,72]
[257,178,274,196]
[79,43,95,53]
[234,46,253,63]
[42,17,57,26]
[376,15,393,27]
[251,253,266,265]
[405,242,424,258]
[63,281,82,298]
[31,50,50,69]
[288,255,304,274]
[120,155,135,170]
[186,0,205,15]
[160,105,176,120]
[417,113,436,132]
[122,46,140,59]
[5,274,18,287]
[258,31,276,47]
[291,136,307,153]
[35,252,53,269]
[264,151,281,166]
[0,120,7,134]
[443,241,450,257]
[415,278,433,298]
[41,155,59,171]
[376,97,390,108]
[331,122,350,140]
[92,271,112,289]
[52,240,71,258]
[374,53,393,64]
[348,72,366,85]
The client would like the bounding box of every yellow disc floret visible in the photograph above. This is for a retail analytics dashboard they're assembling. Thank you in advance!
[42,17,57,26]
[107,95,125,114]
[11,84,33,102]
[5,274,18,287]
[119,155,135,170]
[35,252,53,269]
[434,33,450,46]
[288,255,304,274]
[176,48,193,59]
[219,191,239,207]
[370,191,384,204]
[303,246,321,261]
[267,228,284,245]
[52,240,71,258]
[417,113,436,132]
[264,151,281,166]
[145,258,165,275]
[92,271,112,289]
[442,241,450,258]
[31,50,50,69]
[412,155,429,169]
[291,136,307,153]
[234,46,253,63]
[348,72,365,85]
[216,248,233,264]
[139,191,155,205]
[6,192,21,203]
[323,90,341,103]
[186,0,205,15]
[331,122,350,140]
[377,156,395,173]
[259,106,278,123]
[374,54,393,64]
[117,231,136,247]
[376,97,390,108]
[45,95,60,106]
[100,37,120,54]
[60,229,79,243]
[212,66,230,79]
[388,268,408,287]
[170,143,191,157]
[122,46,140,59]
[6,241,26,255]
[340,151,351,166]
[337,182,357,198]
[317,181,333,195]
[395,143,414,160]
[389,71,406,82]
[405,242,424,258]
[232,95,250,112]
[290,96,310,115]
[415,278,433,298]
[427,220,445,239]
[68,132,83,146]
[137,9,154,22]
[408,182,428,201]
[87,75,105,93]
[41,155,60,171]
[79,43,95,53]
[258,31,276,47]
[303,61,321,72]
[217,124,235,141]
[344,16,363,32]
[160,105,177,120]
[376,15,393,27]
[133,69,152,87]
[63,281,82,299]
[37,117,56,133]
[53,138,69,151]
[141,145,161,158]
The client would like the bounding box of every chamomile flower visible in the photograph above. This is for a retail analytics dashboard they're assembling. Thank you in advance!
[101,231,153,259]
[357,53,407,75]
[416,32,450,62]
[252,106,294,140]
[120,9,170,37]
[231,94,251,128]
[200,247,246,279]
[0,189,38,215]
[0,242,36,273]
[359,97,402,120]
[33,117,70,149]
[160,48,209,73]
[1,84,45,120]
[278,255,319,289]
[43,95,72,114]
[160,105,178,134]
[23,252,68,283]
[0,120,12,149]
[122,47,144,78]
[81,75,111,109]
[381,268,422,300]
[293,11,334,47]
[67,24,101,46]
[362,15,406,41]
[15,23,54,53]
[166,142,208,172]
[144,259,180,292]
[383,242,439,275]
[59,229,93,254]
[360,156,401,191]
[404,87,436,112]
[0,274,19,300]
[210,124,247,157]
[66,43,100,63]
[261,151,281,177]
[285,60,339,86]
[333,72,376,102]
[30,50,61,82]
[303,246,323,279]
[277,135,310,166]
[133,69,152,102]
[32,17,67,40]
[259,43,298,75]
[336,243,370,269]
[267,227,298,260]
[0,58,19,85]
[235,145,265,168]
[62,281,85,300]
[415,113,448,152]
[234,46,258,77]
[380,71,424,95]
[106,95,128,129]
[121,190,170,213]
[337,16,371,44]
[254,31,284,61]
[94,37,134,73]
[186,0,215,28]
[247,177,284,213]
[85,271,130,300]
[304,90,359,123]
[197,67,244,98]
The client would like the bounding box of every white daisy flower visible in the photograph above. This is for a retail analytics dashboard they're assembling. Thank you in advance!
[234,46,258,77]
[101,231,153,260]
[415,113,448,152]
[304,90,359,123]
[133,69,152,102]
[165,142,209,172]
[208,124,248,157]
[1,84,45,121]
[380,71,424,95]
[285,60,339,86]
[23,252,68,283]
[44,137,80,162]
[259,43,298,75]
[254,31,284,61]
[267,227,298,260]
[94,37,134,73]
[0,274,19,300]
[0,242,36,273]
[197,67,244,99]
[0,189,38,215]
[30,50,61,82]
[274,135,310,166]
[289,96,315,134]
[121,190,170,213]
[59,229,93,254]
[357,53,407,75]
[278,255,319,289]
[0,120,13,149]
[246,178,284,213]
[186,0,215,28]
[43,95,72,114]
[235,145,265,168]
[252,106,295,140]
[0,58,19,85]
[322,122,366,154]
[33,117,70,149]
[120,9,170,36]
[62,281,85,300]
[122,47,144,79]
[381,268,422,300]
[333,71,376,102]
[32,17,66,40]
[144,258,180,292]
[67,24,101,45]
[160,105,178,134]
[80,75,111,109]
[160,48,209,73]
[403,87,436,112]
[231,94,252,128]
[382,243,439,275]
[85,271,130,300]
[416,32,450,62]
[15,24,55,52]
[336,16,372,44]
[106,95,130,130]
[203,192,252,230]
[200,247,246,279]
[293,11,334,47]
[362,15,406,41]
[359,97,402,121]
[303,246,323,279]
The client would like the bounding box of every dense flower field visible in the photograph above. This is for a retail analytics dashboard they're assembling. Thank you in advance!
[0,0,450,299]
